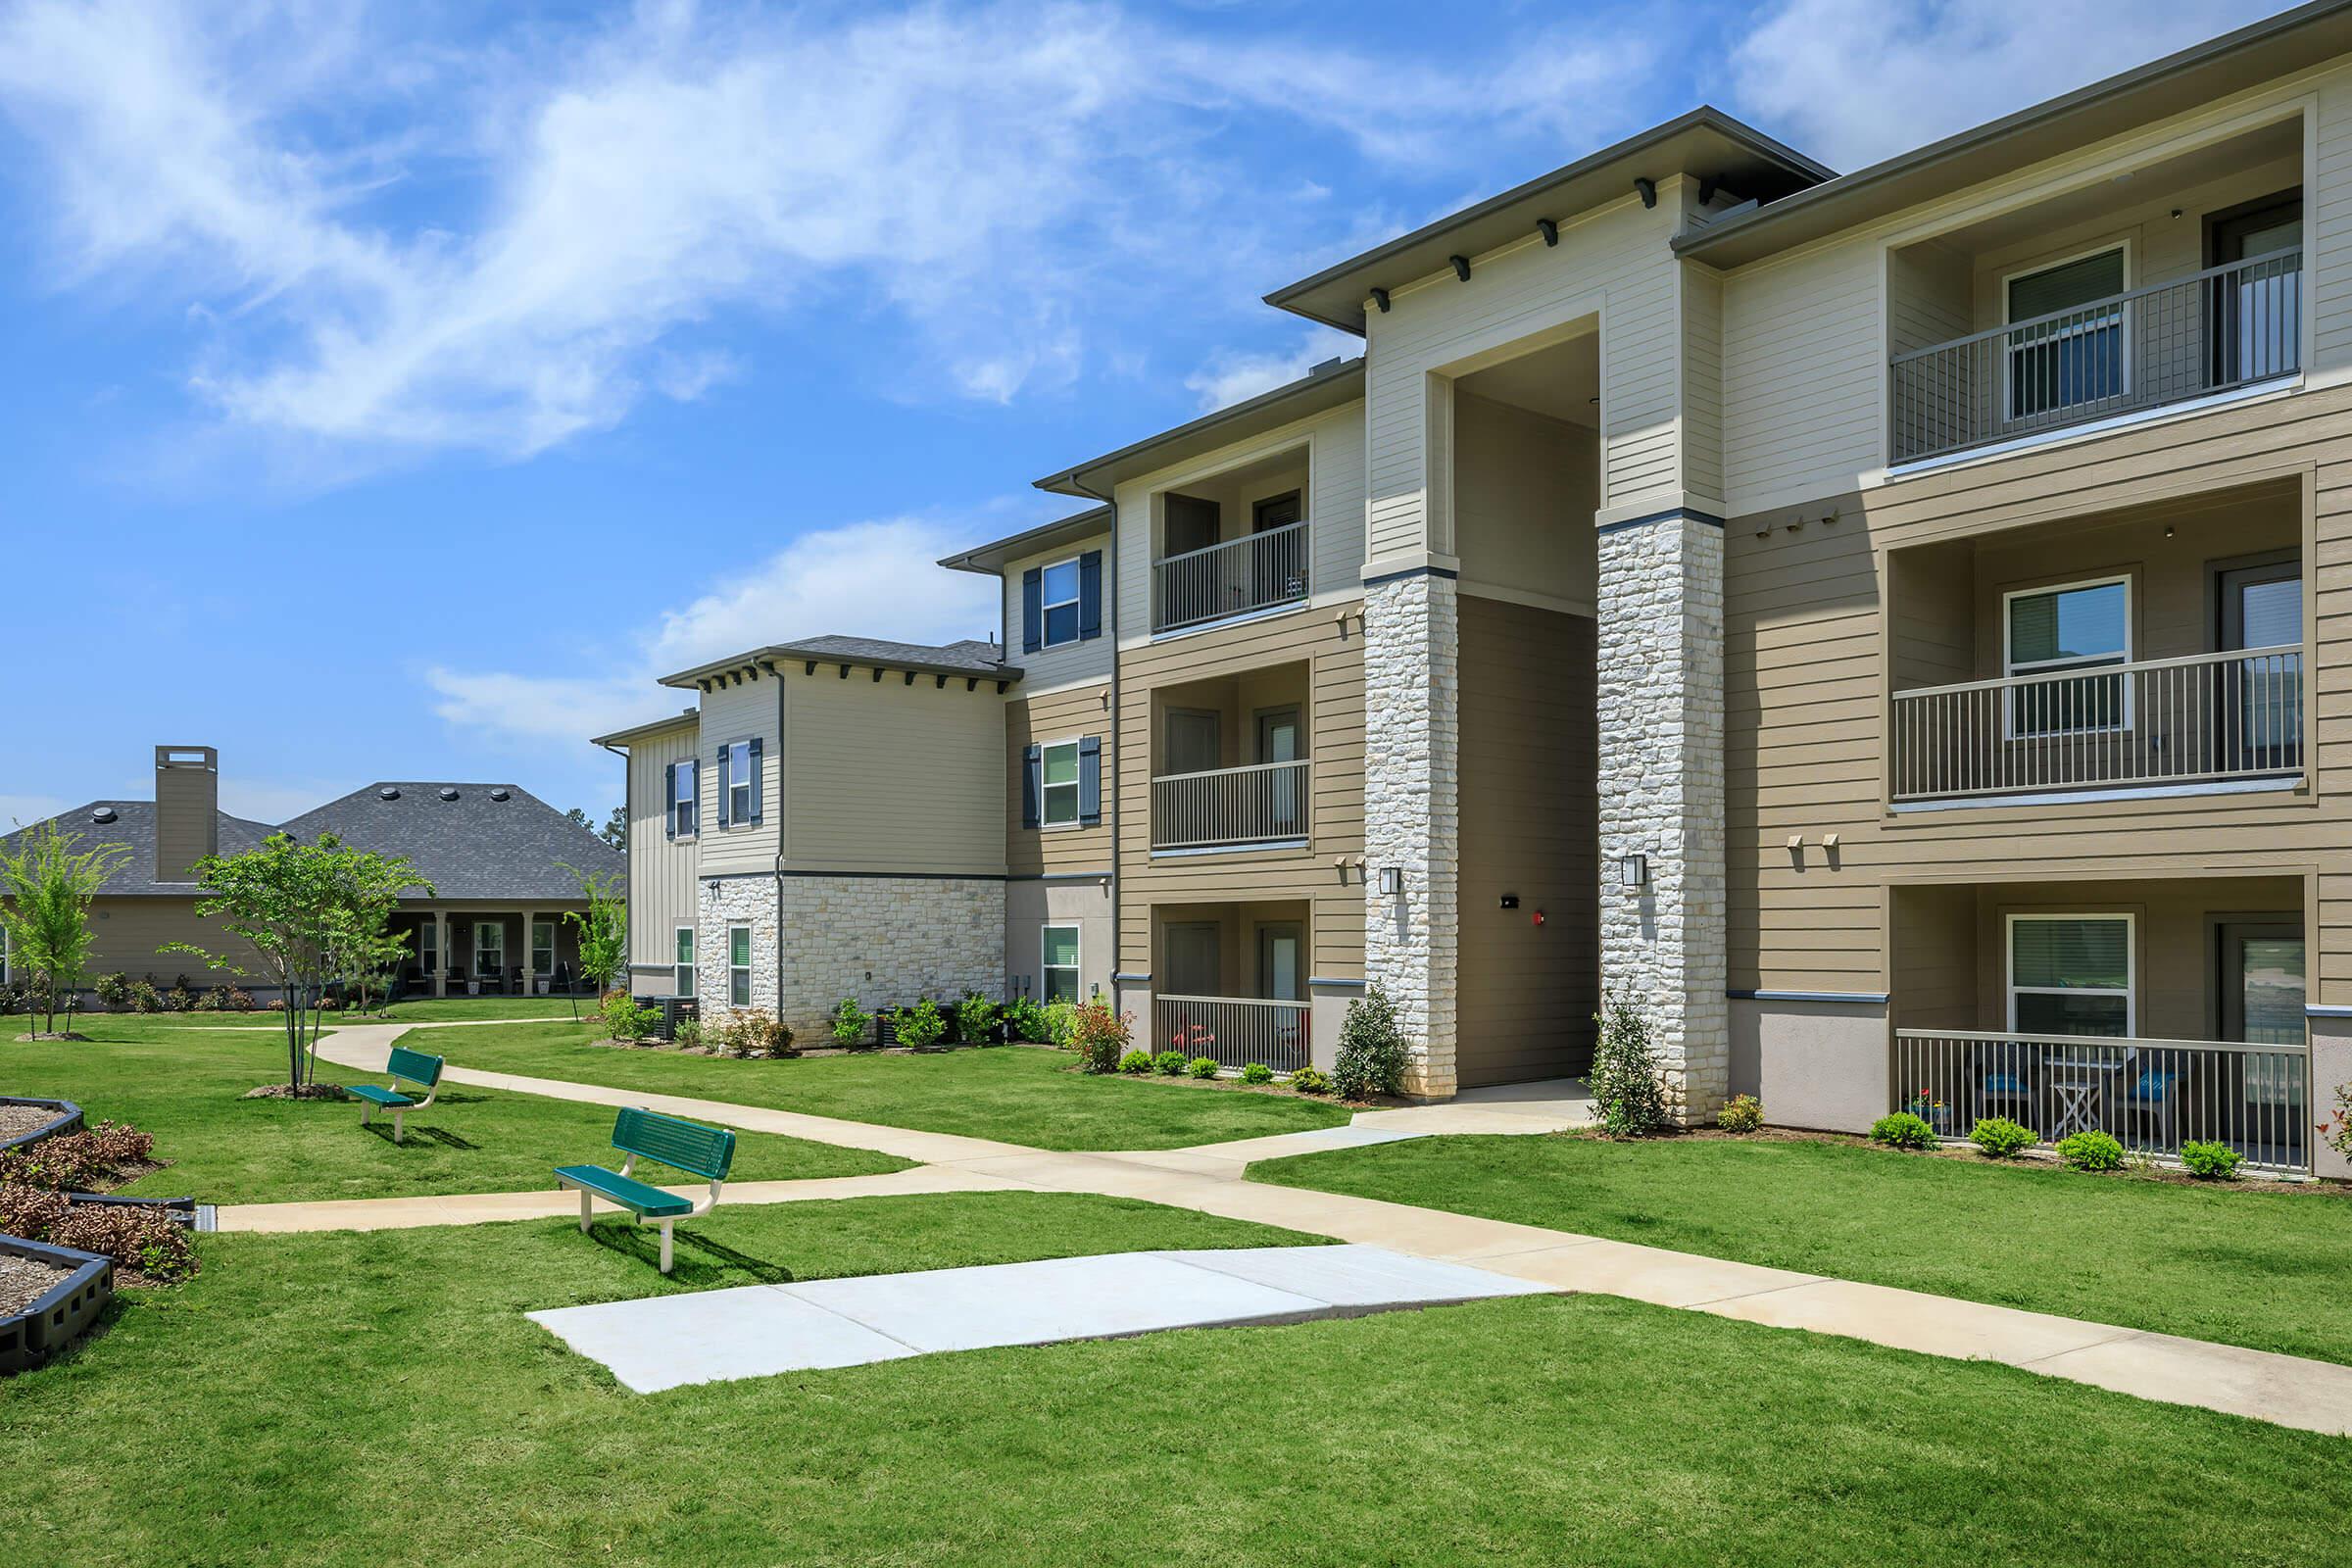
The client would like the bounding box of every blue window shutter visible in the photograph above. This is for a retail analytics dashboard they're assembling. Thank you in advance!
[662,761,676,841]
[1022,744,1042,828]
[1078,736,1102,824]
[748,737,764,823]
[1078,551,1102,640]
[715,746,730,829]
[1021,567,1043,654]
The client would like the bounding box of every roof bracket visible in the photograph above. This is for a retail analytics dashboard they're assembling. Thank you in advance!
[805,661,817,676]
[935,674,948,689]
[904,670,916,685]
[1447,254,1471,282]
[1634,177,1656,209]
[1537,218,1558,247]
[1697,174,1722,206]
[871,666,884,682]
[996,680,1009,694]
[966,678,978,692]
[837,663,851,679]
[1369,287,1391,313]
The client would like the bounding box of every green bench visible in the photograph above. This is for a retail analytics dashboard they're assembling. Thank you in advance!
[556,1107,737,1273]
[347,1047,445,1145]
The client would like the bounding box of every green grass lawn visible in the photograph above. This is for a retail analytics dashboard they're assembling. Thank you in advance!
[0,1022,906,1203]
[1,1191,2343,1566]
[1251,1132,2352,1364]
[369,995,601,1021]
[426,1023,1360,1150]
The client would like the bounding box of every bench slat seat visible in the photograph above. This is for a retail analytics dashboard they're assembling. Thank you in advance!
[355,1047,445,1143]
[557,1107,738,1272]
[553,1163,694,1217]
[347,1085,416,1108]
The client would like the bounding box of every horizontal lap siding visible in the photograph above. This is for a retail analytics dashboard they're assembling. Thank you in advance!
[1115,604,1365,977]
[625,721,701,970]
[1727,381,2352,999]
[1007,683,1113,876]
[782,668,1006,876]
[1004,532,1112,689]
[696,678,781,876]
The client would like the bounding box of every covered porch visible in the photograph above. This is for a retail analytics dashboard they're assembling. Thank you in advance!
[1149,900,1312,1072]
[1890,875,2309,1170]
[388,905,599,999]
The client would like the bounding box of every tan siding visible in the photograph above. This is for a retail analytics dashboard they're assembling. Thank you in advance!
[1456,597,1597,1085]
[782,665,1006,875]
[623,720,701,975]
[80,897,267,982]
[1006,682,1113,876]
[695,676,781,876]
[1451,392,1598,609]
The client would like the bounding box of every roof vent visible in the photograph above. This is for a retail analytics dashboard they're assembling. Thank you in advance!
[438,787,460,802]
[377,787,401,801]
[90,806,118,824]
[489,788,511,802]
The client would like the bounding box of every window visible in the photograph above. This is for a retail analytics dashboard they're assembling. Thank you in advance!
[669,757,698,838]
[2006,246,2128,418]
[475,920,506,981]
[417,918,438,979]
[531,918,556,978]
[1041,558,1081,647]
[723,741,755,825]
[728,923,752,1007]
[1,925,10,983]
[2005,576,2130,737]
[2008,914,2133,1038]
[1039,740,1081,827]
[674,927,695,997]
[1042,924,1080,1003]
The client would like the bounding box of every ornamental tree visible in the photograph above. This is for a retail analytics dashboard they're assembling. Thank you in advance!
[0,821,132,1037]
[561,862,627,1022]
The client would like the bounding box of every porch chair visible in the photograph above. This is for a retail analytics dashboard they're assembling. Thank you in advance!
[2121,1063,2181,1152]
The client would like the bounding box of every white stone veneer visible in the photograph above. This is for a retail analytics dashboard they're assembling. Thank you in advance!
[1596,514,1728,1120]
[1363,570,1460,1098]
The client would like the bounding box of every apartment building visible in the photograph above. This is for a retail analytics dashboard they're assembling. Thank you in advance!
[601,2,2352,1178]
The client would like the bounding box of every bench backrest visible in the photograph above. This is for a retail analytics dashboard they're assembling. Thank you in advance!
[386,1047,445,1089]
[612,1106,736,1181]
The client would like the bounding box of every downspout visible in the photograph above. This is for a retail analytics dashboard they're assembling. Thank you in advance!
[1062,475,1118,1004]
[776,664,788,1017]
[594,737,627,997]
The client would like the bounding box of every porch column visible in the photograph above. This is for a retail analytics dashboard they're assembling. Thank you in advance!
[434,910,448,998]
[522,908,536,995]
[1597,510,1728,1122]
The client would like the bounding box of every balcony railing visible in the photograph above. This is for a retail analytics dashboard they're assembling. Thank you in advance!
[1890,251,2302,464]
[1889,645,2302,803]
[1155,995,1311,1073]
[1152,760,1310,850]
[1893,1028,2309,1171]
[1153,520,1308,633]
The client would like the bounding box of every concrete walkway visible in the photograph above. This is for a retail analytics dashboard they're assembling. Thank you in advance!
[277,1020,2352,1438]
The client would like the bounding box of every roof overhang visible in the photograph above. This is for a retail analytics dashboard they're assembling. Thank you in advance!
[1265,108,1831,331]
[1678,0,2352,269]
[1035,358,1366,500]
[939,505,1113,575]
[657,647,1020,692]
[589,710,700,749]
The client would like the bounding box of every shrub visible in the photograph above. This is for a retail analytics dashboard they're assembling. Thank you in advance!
[51,1200,200,1283]
[1001,995,1049,1044]
[128,979,163,1014]
[1116,1050,1153,1075]
[93,972,130,1010]
[956,993,1000,1046]
[1042,1000,1080,1049]
[673,1018,705,1052]
[1187,1055,1220,1079]
[1152,1050,1188,1076]
[1969,1116,2035,1159]
[1288,1065,1332,1095]
[2180,1140,2245,1181]
[1330,982,1407,1101]
[0,1183,70,1239]
[1069,1001,1131,1074]
[600,991,659,1043]
[2056,1129,2125,1172]
[1239,1062,1275,1085]
[166,980,196,1013]
[224,985,255,1012]
[1591,990,1670,1137]
[896,999,948,1053]
[1869,1111,1938,1151]
[1717,1094,1763,1134]
[712,1007,796,1058]
[831,998,872,1049]
[0,1120,156,1192]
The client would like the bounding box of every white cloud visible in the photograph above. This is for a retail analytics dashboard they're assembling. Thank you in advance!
[1730,0,2282,171]
[1184,326,1358,412]
[427,514,1005,747]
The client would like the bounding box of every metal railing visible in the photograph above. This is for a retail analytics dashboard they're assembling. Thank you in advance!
[1893,1028,2309,1171]
[1889,645,2302,802]
[1152,760,1311,850]
[1890,251,2302,464]
[1153,520,1308,633]
[1155,994,1312,1073]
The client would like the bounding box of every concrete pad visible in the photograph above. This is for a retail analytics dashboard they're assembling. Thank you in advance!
[1701,1278,2136,1366]
[529,1287,919,1393]
[2028,1330,2352,1437]
[1475,1238,1823,1309]
[1163,1244,1552,1310]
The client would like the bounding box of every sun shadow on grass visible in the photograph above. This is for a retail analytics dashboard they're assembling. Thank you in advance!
[360,1123,480,1151]
[582,1221,795,1285]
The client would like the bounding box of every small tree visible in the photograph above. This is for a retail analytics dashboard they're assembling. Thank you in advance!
[0,822,132,1036]
[601,807,627,851]
[1591,989,1670,1137]
[562,863,627,1023]
[1330,982,1409,1101]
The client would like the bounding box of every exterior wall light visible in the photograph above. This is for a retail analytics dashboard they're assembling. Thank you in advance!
[1378,866,1404,897]
[1618,854,1647,889]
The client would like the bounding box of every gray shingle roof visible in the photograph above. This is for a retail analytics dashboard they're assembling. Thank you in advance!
[2,802,277,896]
[275,784,621,901]
[772,635,1009,672]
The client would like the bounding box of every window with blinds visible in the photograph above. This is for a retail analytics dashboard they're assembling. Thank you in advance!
[2007,247,2127,418]
[2009,914,2132,1037]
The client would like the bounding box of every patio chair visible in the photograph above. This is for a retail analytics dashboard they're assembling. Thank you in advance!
[1971,1043,2037,1131]
[2121,1064,2180,1150]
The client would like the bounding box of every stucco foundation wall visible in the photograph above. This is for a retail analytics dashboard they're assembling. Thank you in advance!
[1731,997,1888,1134]
[1007,878,1112,1004]
[2313,1016,2352,1182]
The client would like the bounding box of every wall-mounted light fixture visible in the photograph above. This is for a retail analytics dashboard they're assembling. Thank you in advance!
[1378,866,1404,897]
[1619,854,1647,889]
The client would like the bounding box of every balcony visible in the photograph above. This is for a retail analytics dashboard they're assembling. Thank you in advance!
[1891,251,2301,466]
[1890,645,2304,804]
[1151,760,1310,851]
[1152,520,1308,633]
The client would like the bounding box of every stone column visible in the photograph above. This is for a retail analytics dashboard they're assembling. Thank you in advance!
[433,910,448,999]
[1596,512,1727,1121]
[1363,569,1461,1098]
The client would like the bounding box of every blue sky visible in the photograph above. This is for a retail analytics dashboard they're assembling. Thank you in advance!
[0,0,2283,827]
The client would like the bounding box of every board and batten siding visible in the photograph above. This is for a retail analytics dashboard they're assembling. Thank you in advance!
[780,664,1005,876]
[695,676,781,876]
[1006,682,1113,876]
[1724,376,2352,1004]
[623,719,701,976]
[1003,529,1112,688]
[1114,602,1365,980]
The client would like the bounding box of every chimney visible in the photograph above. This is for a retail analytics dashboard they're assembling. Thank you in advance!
[154,746,219,881]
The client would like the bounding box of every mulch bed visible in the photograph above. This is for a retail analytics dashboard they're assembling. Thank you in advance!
[11,1033,90,1044]
[0,1105,66,1142]
[239,1084,349,1102]
[0,1251,74,1316]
